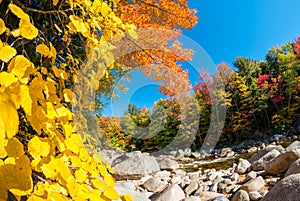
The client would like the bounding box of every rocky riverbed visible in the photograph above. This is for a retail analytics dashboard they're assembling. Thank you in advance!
[99,135,300,201]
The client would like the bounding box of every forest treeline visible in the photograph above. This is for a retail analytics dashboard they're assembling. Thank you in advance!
[99,37,300,151]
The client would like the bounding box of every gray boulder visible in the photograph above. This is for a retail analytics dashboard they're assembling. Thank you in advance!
[115,181,151,201]
[285,158,300,177]
[143,177,168,192]
[231,190,250,201]
[286,141,300,151]
[264,151,299,175]
[240,176,265,192]
[158,158,179,171]
[252,149,280,171]
[235,159,251,174]
[207,196,229,201]
[152,184,185,201]
[261,173,300,201]
[112,152,160,180]
[248,145,284,164]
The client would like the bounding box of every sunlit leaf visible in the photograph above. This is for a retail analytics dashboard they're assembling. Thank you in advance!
[0,18,6,35]
[5,137,24,157]
[8,4,30,22]
[0,72,18,87]
[0,92,19,139]
[19,19,38,40]
[8,55,34,83]
[75,168,88,184]
[36,44,51,57]
[0,155,33,196]
[28,136,51,159]
[103,187,120,200]
[122,194,134,201]
[0,45,17,62]
[20,85,32,115]
[53,0,59,6]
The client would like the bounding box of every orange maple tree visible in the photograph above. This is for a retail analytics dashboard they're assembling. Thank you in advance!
[114,0,198,96]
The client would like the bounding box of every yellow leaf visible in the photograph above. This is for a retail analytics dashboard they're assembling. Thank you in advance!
[19,19,38,40]
[0,45,17,62]
[40,157,58,179]
[0,72,18,87]
[32,182,46,197]
[75,168,88,184]
[5,137,24,157]
[11,28,20,37]
[65,134,84,154]
[44,102,58,119]
[53,0,59,6]
[91,178,106,190]
[69,15,88,34]
[0,18,6,35]
[70,156,81,167]
[8,4,30,22]
[122,194,134,201]
[8,55,34,83]
[20,85,32,115]
[79,148,89,162]
[27,195,46,201]
[48,183,68,195]
[101,2,111,17]
[63,89,73,103]
[66,176,79,198]
[28,136,51,159]
[47,192,69,201]
[104,172,115,187]
[50,43,56,63]
[89,189,104,201]
[103,187,120,200]
[56,106,72,120]
[36,44,51,57]
[0,155,33,196]
[0,92,19,139]
[0,122,7,158]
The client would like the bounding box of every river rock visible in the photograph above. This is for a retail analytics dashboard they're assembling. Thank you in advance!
[286,140,300,151]
[143,177,168,192]
[115,181,151,201]
[240,176,264,192]
[235,158,251,174]
[248,191,262,201]
[152,184,185,201]
[158,158,179,170]
[261,173,300,201]
[264,151,299,175]
[184,180,199,196]
[285,158,300,177]
[194,191,225,200]
[248,145,284,164]
[231,190,250,201]
[244,171,257,182]
[252,149,280,170]
[184,196,201,201]
[207,196,229,201]
[112,152,160,180]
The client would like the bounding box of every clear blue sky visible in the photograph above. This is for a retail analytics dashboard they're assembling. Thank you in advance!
[102,0,300,116]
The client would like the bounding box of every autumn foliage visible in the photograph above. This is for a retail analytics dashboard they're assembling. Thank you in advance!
[0,0,197,200]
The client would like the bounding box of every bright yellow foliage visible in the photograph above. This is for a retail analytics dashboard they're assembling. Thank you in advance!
[0,45,17,62]
[0,0,133,200]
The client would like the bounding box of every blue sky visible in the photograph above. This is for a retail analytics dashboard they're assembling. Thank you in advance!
[102,0,300,116]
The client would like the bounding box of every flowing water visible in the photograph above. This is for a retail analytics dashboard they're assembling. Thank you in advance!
[179,152,254,172]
